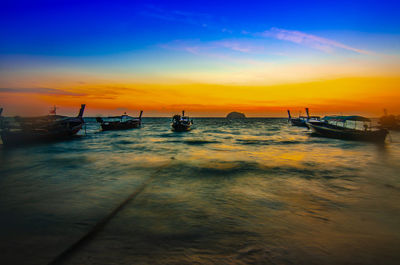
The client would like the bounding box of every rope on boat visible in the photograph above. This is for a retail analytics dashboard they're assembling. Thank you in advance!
[47,163,170,265]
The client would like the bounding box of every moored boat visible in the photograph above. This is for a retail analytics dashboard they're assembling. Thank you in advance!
[288,108,320,128]
[0,104,86,146]
[96,111,143,131]
[172,110,193,132]
[307,115,388,143]
[304,108,321,129]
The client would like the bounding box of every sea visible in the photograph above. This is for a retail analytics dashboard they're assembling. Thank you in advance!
[0,118,399,265]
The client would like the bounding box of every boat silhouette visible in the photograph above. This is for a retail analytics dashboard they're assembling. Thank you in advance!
[307,115,388,143]
[0,104,86,146]
[172,110,193,132]
[288,108,320,127]
[96,111,143,131]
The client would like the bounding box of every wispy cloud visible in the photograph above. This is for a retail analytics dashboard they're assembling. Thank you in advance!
[260,27,370,54]
[221,28,233,34]
[160,39,265,55]
[215,41,252,53]
[0,87,85,96]
[140,5,212,27]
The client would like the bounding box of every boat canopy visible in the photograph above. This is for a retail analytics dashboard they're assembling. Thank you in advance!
[323,116,371,122]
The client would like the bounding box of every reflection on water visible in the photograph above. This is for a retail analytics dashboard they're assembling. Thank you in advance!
[0,118,399,265]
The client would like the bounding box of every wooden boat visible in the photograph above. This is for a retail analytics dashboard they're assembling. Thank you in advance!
[307,115,388,143]
[304,108,321,129]
[96,111,143,131]
[172,110,193,132]
[288,108,320,128]
[0,104,86,146]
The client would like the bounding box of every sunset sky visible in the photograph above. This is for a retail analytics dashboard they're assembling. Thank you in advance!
[1,0,399,117]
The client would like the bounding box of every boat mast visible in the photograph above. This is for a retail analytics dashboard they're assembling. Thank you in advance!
[78,104,86,119]
[305,108,310,121]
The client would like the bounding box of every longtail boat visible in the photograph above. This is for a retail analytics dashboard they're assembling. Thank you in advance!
[307,115,388,143]
[288,108,320,128]
[0,104,86,146]
[172,110,193,132]
[96,111,143,131]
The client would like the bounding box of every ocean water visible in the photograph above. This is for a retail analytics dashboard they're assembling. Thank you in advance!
[0,118,399,265]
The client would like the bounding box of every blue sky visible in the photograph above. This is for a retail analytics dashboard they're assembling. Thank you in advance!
[1,0,399,116]
[1,0,400,56]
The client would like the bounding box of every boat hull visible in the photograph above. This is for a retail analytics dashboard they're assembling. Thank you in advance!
[308,122,388,143]
[172,123,191,132]
[290,119,307,127]
[101,120,141,131]
[1,122,83,146]
[1,104,85,147]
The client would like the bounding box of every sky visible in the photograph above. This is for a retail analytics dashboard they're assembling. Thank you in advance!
[0,0,399,117]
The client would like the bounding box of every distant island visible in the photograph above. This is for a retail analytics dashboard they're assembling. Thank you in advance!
[226,111,246,119]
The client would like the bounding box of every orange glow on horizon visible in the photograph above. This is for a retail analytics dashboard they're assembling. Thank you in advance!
[1,76,399,117]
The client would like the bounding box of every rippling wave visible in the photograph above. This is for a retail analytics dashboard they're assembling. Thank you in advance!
[0,118,399,265]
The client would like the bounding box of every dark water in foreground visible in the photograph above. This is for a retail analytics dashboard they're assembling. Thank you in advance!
[1,118,399,265]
